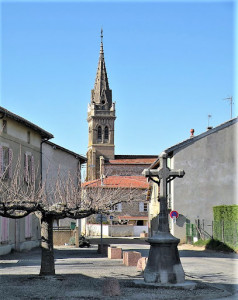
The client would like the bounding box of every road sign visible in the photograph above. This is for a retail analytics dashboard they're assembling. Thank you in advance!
[170,211,179,219]
[109,216,113,220]
[96,214,107,223]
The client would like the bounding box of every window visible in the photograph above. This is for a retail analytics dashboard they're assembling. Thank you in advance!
[27,131,31,144]
[24,153,35,184]
[97,126,102,140]
[2,120,7,133]
[139,202,149,212]
[0,146,13,179]
[112,203,122,212]
[104,126,109,140]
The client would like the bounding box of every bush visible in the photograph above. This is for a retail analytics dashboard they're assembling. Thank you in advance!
[213,205,238,250]
[205,239,235,253]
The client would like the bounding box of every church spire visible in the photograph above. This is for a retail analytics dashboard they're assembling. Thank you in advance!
[91,29,112,108]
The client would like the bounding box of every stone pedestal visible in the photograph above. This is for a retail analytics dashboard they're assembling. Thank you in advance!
[144,232,185,284]
[108,247,122,259]
[123,251,141,266]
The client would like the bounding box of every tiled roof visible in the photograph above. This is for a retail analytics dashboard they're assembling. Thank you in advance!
[82,176,149,189]
[0,106,53,139]
[107,158,157,165]
[45,141,87,163]
[150,117,238,169]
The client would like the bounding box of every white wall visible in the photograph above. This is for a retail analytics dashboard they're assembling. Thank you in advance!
[86,224,148,237]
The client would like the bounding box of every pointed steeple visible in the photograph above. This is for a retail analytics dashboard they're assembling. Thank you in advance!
[91,29,112,108]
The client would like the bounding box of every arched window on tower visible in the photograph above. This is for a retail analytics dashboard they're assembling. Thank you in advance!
[104,126,109,141]
[97,126,102,140]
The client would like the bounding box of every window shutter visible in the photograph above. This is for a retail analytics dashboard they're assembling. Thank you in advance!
[25,214,32,238]
[0,146,3,177]
[118,203,122,212]
[8,148,13,179]
[31,155,35,183]
[139,202,144,212]
[24,153,28,182]
[1,217,9,242]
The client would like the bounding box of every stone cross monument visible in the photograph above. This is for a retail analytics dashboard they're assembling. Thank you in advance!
[142,151,185,284]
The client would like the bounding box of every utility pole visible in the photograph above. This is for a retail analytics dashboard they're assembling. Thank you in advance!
[223,96,233,119]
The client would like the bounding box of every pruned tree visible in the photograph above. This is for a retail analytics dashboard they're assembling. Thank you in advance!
[0,156,143,275]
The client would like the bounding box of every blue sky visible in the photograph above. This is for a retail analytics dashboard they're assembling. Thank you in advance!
[0,0,236,159]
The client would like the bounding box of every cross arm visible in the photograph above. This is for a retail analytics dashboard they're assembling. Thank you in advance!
[169,169,185,178]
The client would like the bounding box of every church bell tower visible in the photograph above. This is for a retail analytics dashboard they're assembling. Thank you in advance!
[87,30,116,180]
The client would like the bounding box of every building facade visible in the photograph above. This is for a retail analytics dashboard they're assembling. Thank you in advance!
[0,106,53,255]
[148,118,237,243]
[42,140,86,229]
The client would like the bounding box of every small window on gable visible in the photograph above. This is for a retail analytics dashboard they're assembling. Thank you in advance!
[98,126,102,140]
[104,126,109,140]
[3,120,7,133]
[27,131,31,144]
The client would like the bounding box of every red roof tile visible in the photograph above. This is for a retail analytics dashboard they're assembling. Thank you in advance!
[82,176,149,189]
[107,158,156,165]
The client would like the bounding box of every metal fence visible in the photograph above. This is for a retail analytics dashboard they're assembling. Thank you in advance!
[186,219,238,249]
[213,220,238,249]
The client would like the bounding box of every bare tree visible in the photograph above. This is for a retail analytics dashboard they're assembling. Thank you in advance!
[0,158,142,275]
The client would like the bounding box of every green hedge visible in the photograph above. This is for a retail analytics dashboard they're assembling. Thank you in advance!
[213,205,238,221]
[213,205,238,250]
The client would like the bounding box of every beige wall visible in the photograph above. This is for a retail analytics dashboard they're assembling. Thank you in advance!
[0,117,42,255]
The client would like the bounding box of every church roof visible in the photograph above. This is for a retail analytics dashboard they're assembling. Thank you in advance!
[82,175,149,189]
[91,29,112,106]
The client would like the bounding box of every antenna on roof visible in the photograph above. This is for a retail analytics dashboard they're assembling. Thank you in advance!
[223,96,233,119]
[207,114,212,130]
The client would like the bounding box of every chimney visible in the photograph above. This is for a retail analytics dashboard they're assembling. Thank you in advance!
[190,129,195,138]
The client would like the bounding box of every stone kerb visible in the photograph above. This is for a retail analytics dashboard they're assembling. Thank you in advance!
[123,251,142,267]
[108,246,122,259]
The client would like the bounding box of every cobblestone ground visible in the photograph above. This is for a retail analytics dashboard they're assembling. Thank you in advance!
[0,241,237,299]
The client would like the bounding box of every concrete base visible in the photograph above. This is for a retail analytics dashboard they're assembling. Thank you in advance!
[144,231,185,284]
[19,240,40,252]
[0,244,12,256]
[134,279,197,290]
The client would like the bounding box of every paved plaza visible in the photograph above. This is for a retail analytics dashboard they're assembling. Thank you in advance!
[0,238,237,299]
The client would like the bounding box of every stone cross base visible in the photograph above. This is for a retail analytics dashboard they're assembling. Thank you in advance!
[144,232,185,284]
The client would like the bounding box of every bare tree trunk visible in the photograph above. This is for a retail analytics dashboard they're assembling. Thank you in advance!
[40,215,55,275]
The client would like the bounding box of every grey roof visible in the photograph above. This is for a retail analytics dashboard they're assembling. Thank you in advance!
[44,141,87,163]
[0,106,53,139]
[150,117,238,169]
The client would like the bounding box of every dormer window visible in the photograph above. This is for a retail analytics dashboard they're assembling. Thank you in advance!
[104,126,109,140]
[97,126,102,140]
